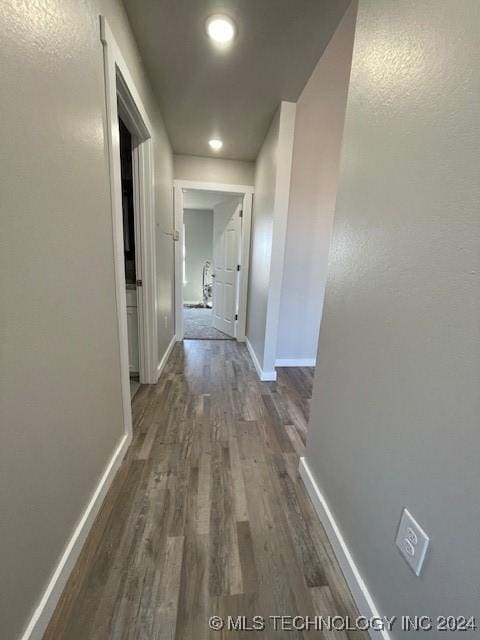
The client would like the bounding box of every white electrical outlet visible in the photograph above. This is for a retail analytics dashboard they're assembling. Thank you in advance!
[395,508,430,576]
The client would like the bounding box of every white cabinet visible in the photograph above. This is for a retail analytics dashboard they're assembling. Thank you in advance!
[126,288,137,307]
[126,288,139,374]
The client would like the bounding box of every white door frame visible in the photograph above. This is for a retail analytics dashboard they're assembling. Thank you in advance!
[100,16,158,440]
[173,180,254,342]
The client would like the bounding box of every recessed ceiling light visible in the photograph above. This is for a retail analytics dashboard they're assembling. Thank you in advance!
[209,138,223,151]
[206,14,236,44]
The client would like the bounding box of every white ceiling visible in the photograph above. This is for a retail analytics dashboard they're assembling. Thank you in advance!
[182,189,241,210]
[122,0,350,161]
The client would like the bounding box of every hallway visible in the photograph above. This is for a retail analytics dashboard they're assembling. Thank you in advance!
[44,340,365,639]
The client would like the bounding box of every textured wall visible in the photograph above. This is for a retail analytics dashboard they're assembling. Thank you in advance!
[304,0,480,635]
[173,154,254,186]
[183,209,213,303]
[247,102,296,374]
[0,1,173,637]
[276,2,356,362]
[246,109,280,369]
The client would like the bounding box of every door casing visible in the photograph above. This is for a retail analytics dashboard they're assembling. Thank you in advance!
[101,16,158,441]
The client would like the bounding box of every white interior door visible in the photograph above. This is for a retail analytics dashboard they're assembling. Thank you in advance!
[213,203,242,337]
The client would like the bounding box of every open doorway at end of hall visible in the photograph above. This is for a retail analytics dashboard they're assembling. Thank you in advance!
[181,189,244,340]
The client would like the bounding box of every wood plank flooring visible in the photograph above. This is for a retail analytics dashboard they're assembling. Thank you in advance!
[44,340,366,640]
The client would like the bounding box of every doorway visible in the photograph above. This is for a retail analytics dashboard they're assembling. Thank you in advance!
[173,181,254,342]
[182,190,243,339]
[118,117,141,397]
[101,16,158,441]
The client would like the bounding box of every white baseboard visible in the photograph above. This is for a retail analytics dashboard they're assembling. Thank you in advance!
[21,433,131,640]
[275,358,316,367]
[156,334,176,381]
[245,337,277,381]
[299,458,391,640]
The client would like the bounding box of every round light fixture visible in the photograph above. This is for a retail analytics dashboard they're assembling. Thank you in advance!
[209,138,223,152]
[206,14,236,44]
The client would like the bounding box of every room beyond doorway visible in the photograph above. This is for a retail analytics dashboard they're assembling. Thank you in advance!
[182,189,241,340]
[118,117,143,393]
[174,180,254,343]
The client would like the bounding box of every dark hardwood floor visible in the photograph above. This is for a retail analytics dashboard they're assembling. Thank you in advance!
[44,340,366,639]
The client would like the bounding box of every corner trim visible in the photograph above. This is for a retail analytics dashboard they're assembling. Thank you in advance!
[275,358,316,367]
[246,337,277,381]
[156,334,176,381]
[299,458,390,640]
[21,433,131,640]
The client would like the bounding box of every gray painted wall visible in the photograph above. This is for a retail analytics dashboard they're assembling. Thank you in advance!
[183,209,213,303]
[246,109,280,371]
[276,2,356,363]
[0,1,173,637]
[173,154,255,186]
[246,102,296,375]
[304,0,480,635]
